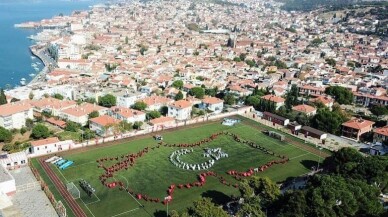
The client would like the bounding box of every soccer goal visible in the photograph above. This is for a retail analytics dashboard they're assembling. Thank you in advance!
[66,182,80,199]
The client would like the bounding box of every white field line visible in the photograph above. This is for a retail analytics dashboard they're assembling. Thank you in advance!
[79,197,96,217]
[110,208,140,217]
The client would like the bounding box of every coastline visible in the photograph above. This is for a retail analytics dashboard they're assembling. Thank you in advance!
[28,45,53,86]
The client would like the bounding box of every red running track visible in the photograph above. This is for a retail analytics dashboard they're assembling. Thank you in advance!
[39,159,87,217]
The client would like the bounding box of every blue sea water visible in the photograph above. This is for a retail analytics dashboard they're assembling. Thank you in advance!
[0,0,103,89]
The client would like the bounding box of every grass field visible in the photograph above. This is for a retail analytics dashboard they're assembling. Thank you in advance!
[31,118,324,217]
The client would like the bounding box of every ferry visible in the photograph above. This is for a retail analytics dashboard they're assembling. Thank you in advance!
[20,78,27,86]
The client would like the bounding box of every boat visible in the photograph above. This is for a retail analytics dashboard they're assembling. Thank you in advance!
[20,78,26,86]
[31,56,36,60]
[29,73,36,77]
[34,67,40,72]
[31,63,38,67]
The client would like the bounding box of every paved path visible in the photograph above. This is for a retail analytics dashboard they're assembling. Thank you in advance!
[39,159,87,217]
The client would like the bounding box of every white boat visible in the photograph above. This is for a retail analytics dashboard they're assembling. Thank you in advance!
[31,56,36,59]
[36,62,41,65]
[29,73,35,77]
[31,63,38,67]
[20,78,26,86]
[34,67,40,72]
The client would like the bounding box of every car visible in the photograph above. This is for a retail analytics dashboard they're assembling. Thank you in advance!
[154,135,163,140]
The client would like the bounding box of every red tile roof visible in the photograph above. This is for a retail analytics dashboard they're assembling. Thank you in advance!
[261,94,285,103]
[202,97,223,104]
[89,115,119,127]
[0,101,32,116]
[292,104,316,113]
[374,126,388,137]
[170,100,192,109]
[150,116,175,125]
[31,137,60,147]
[342,119,375,130]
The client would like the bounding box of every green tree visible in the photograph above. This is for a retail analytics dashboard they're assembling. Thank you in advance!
[172,80,184,89]
[98,94,116,108]
[147,110,161,120]
[245,59,256,68]
[325,86,353,105]
[205,87,218,97]
[65,121,81,132]
[29,92,34,100]
[236,197,265,217]
[88,111,99,119]
[133,121,143,130]
[189,198,228,217]
[223,93,236,105]
[175,91,184,101]
[245,96,260,108]
[189,87,205,99]
[325,58,336,67]
[310,108,348,134]
[118,121,132,132]
[53,93,64,100]
[285,84,299,110]
[81,129,96,140]
[370,105,388,117]
[31,124,50,139]
[0,127,13,143]
[0,89,7,105]
[132,101,147,111]
[160,106,168,116]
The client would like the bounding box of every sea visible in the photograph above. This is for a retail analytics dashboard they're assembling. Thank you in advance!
[0,0,104,89]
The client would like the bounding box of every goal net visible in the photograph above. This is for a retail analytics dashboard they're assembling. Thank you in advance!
[66,182,80,199]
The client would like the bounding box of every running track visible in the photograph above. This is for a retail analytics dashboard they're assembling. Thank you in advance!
[39,158,87,217]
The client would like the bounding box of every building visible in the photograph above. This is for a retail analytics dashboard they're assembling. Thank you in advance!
[0,164,16,196]
[299,85,325,97]
[262,112,289,126]
[116,91,147,108]
[0,101,33,130]
[30,97,77,116]
[0,152,28,170]
[89,115,120,136]
[200,97,224,114]
[108,106,146,123]
[59,103,108,126]
[149,116,176,129]
[261,95,285,110]
[341,118,375,141]
[140,96,174,111]
[373,126,388,144]
[300,126,327,141]
[168,100,192,121]
[292,104,317,116]
[310,96,334,109]
[29,137,73,157]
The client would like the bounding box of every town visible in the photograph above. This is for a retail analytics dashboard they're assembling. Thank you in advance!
[0,0,387,216]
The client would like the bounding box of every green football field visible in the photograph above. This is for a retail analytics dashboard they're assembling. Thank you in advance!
[31,117,324,217]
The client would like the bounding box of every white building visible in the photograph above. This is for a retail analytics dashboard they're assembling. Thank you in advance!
[200,97,224,114]
[0,165,16,197]
[116,92,147,108]
[89,115,120,136]
[108,106,146,123]
[29,137,73,157]
[0,101,33,130]
[0,152,28,170]
[168,100,192,121]
[59,103,108,126]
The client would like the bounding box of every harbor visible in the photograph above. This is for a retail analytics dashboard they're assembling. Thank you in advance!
[28,45,56,86]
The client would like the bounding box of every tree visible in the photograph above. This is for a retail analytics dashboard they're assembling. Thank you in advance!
[31,124,50,139]
[53,93,64,100]
[88,111,99,119]
[239,53,247,61]
[189,198,228,217]
[65,121,81,132]
[133,121,143,130]
[224,93,236,105]
[285,84,299,110]
[160,106,168,116]
[81,129,96,140]
[125,36,129,44]
[325,58,336,67]
[325,86,353,105]
[0,89,7,105]
[205,87,218,97]
[310,108,348,135]
[0,127,12,143]
[98,94,116,108]
[245,59,256,68]
[236,197,265,217]
[132,101,147,111]
[245,96,260,108]
[10,98,20,102]
[175,91,184,101]
[189,87,205,99]
[172,80,184,89]
[147,110,161,120]
[118,121,132,132]
[370,105,388,117]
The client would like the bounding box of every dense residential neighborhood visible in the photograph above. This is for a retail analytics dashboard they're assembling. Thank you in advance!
[0,0,387,216]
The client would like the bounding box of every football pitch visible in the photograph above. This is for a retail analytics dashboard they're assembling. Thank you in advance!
[31,117,326,217]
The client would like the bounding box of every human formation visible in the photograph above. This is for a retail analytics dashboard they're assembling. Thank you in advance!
[94,131,289,204]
